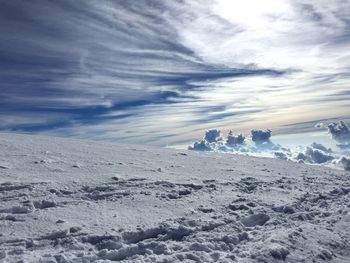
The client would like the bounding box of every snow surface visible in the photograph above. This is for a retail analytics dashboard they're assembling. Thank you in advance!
[0,132,350,262]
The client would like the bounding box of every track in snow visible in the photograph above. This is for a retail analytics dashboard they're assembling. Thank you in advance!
[0,133,349,262]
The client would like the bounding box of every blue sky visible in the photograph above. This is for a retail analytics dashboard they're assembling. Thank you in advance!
[1,0,350,145]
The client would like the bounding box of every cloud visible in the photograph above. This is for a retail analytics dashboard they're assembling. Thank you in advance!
[204,129,222,143]
[1,0,350,144]
[304,146,334,164]
[315,122,324,129]
[188,140,213,151]
[328,121,350,144]
[251,130,272,145]
[340,157,350,171]
[226,131,245,147]
[188,125,350,170]
[188,128,280,153]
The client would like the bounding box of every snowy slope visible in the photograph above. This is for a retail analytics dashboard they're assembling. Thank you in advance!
[0,132,349,263]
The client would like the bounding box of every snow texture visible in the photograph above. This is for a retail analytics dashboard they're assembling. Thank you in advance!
[0,132,350,262]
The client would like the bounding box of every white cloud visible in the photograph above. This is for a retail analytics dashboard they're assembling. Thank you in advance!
[1,0,350,145]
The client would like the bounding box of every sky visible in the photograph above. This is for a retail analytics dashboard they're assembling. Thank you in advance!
[1,0,350,145]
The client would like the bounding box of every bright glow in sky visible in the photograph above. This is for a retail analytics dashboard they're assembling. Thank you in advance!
[0,0,350,145]
[215,0,290,28]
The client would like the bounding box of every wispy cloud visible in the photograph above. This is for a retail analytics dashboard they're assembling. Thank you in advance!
[0,0,349,144]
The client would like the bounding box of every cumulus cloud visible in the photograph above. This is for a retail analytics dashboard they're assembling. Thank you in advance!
[304,146,334,164]
[310,142,332,153]
[251,130,272,145]
[295,152,307,162]
[340,157,350,171]
[189,128,248,152]
[204,129,222,143]
[189,127,350,171]
[188,129,224,151]
[328,121,350,144]
[274,151,289,160]
[226,130,245,147]
[293,142,335,164]
[188,140,213,151]
[189,128,276,153]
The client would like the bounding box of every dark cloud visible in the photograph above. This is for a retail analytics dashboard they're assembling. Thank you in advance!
[304,146,334,164]
[204,129,222,143]
[188,140,213,151]
[328,121,350,144]
[340,157,350,171]
[226,131,245,147]
[251,130,272,144]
